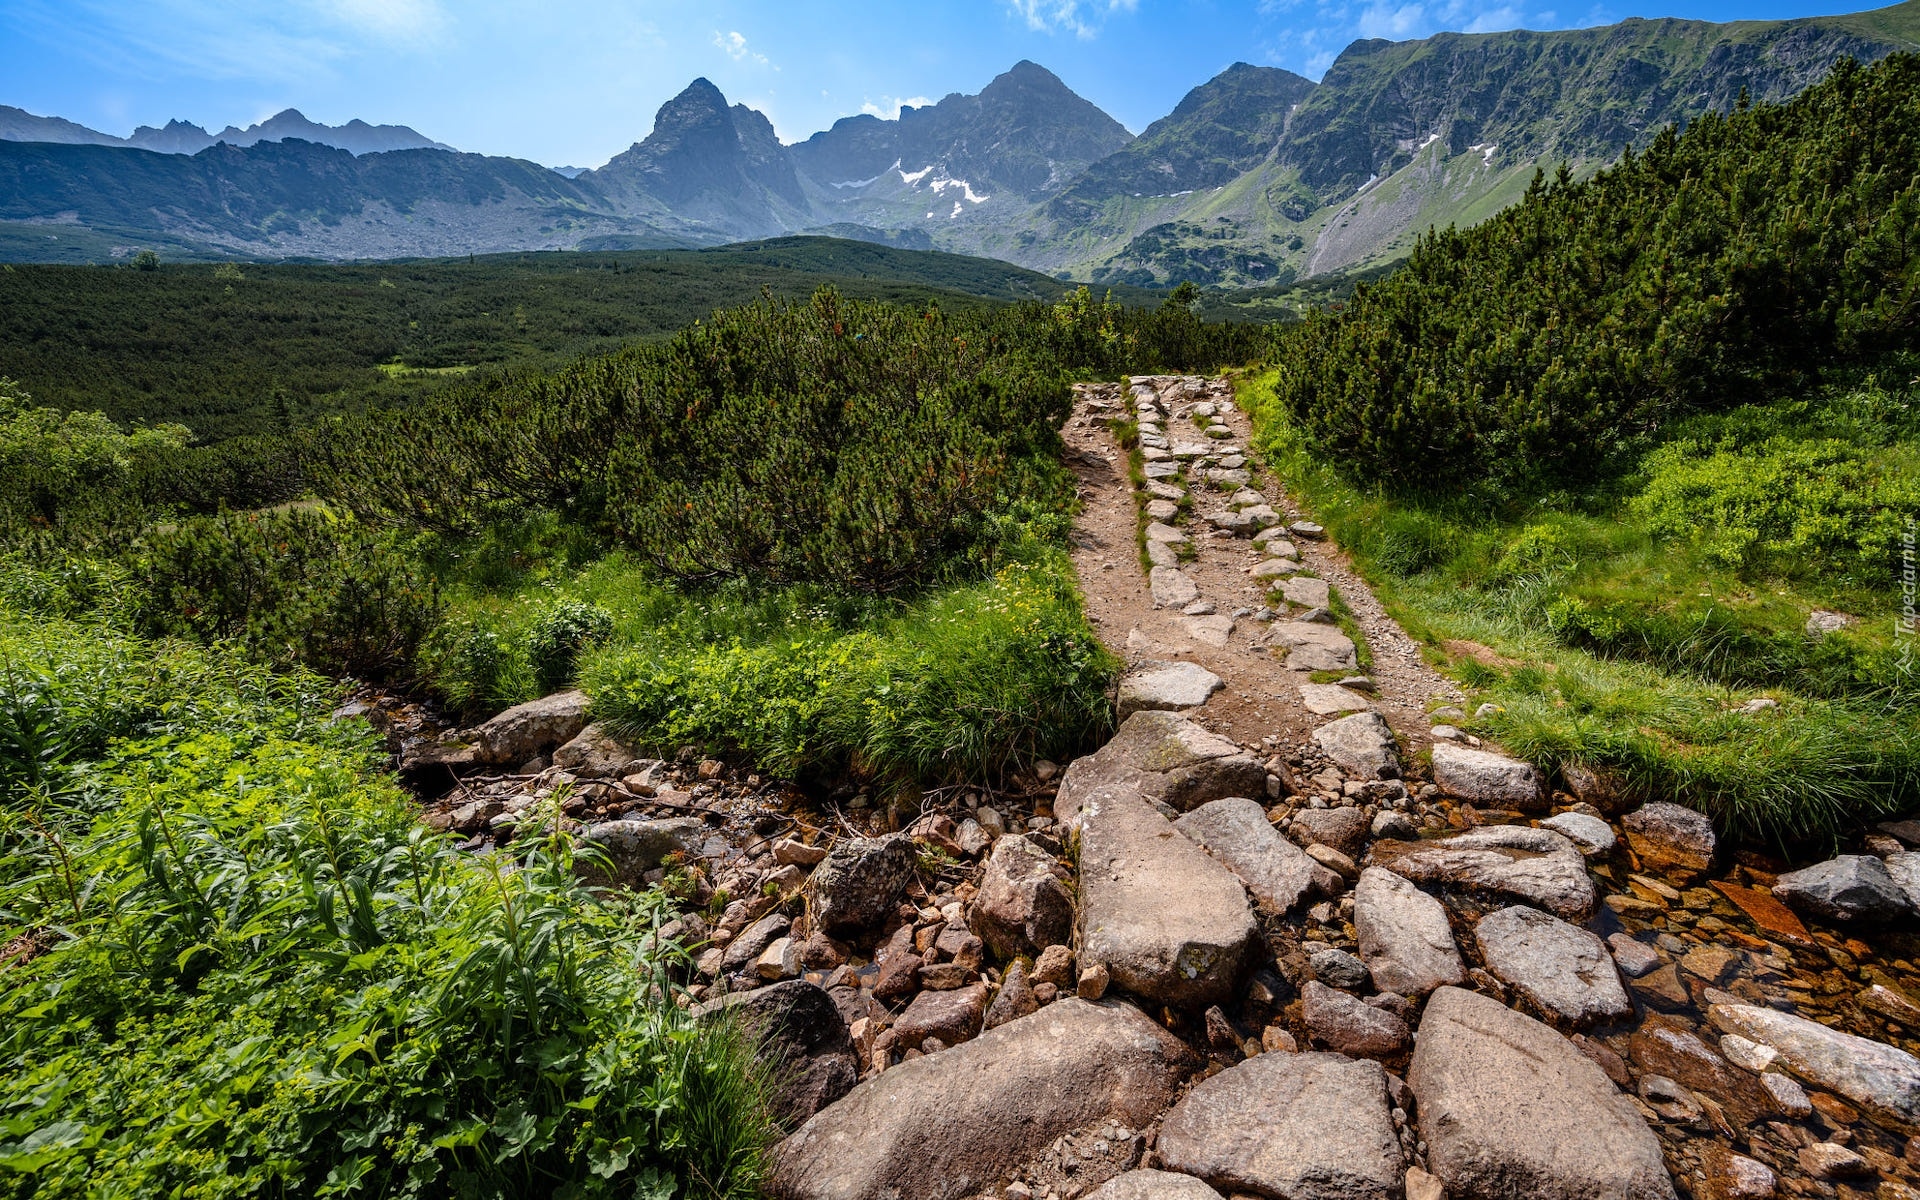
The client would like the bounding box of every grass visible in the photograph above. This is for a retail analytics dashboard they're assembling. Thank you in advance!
[1238,365,1920,844]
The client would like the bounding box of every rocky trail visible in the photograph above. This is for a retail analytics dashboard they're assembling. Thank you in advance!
[369,377,1920,1200]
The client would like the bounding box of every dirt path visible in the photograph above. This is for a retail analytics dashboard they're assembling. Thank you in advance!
[1063,375,1462,758]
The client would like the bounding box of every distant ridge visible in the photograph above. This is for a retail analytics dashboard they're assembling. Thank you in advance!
[0,106,452,156]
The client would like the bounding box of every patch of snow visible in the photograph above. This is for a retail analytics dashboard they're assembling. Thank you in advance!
[1171,190,1193,197]
[834,159,901,189]
[928,177,988,203]
[1468,142,1498,165]
[900,164,935,185]
[1419,132,1441,151]
[950,201,963,218]
[1355,173,1380,194]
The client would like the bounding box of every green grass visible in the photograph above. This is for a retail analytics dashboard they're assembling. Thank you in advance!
[1239,366,1920,843]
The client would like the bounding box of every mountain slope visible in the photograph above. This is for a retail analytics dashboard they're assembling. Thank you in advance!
[0,106,450,156]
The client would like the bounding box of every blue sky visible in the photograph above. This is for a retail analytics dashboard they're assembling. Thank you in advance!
[0,0,1893,168]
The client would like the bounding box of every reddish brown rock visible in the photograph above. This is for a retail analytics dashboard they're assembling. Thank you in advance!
[892,983,989,1050]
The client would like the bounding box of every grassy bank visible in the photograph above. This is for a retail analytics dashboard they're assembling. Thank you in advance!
[1240,365,1920,843]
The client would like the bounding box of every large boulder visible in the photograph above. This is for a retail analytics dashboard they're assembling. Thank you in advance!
[1474,905,1631,1025]
[969,835,1074,959]
[1410,987,1675,1200]
[1367,825,1595,919]
[1620,802,1715,880]
[771,1000,1196,1200]
[1118,661,1225,719]
[466,689,592,765]
[551,722,648,778]
[578,817,707,888]
[1312,712,1401,780]
[1710,1001,1920,1128]
[1354,868,1465,998]
[1431,743,1546,810]
[1174,797,1338,917]
[808,835,918,936]
[1077,787,1257,1008]
[693,980,856,1123]
[1056,711,1267,825]
[1772,855,1916,924]
[1157,1051,1402,1200]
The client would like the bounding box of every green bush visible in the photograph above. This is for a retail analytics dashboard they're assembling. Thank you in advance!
[0,615,775,1198]
[528,599,615,692]
[137,507,441,680]
[0,379,188,525]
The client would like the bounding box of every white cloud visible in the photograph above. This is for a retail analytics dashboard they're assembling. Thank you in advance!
[860,94,934,120]
[1007,0,1137,39]
[322,0,447,43]
[1358,3,1428,39]
[712,29,770,66]
[1463,5,1522,32]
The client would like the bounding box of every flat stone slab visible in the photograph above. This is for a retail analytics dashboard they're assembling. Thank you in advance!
[1057,711,1268,823]
[1270,622,1357,672]
[1475,905,1632,1025]
[1541,812,1616,856]
[1118,660,1224,719]
[1299,684,1374,715]
[1710,1001,1920,1128]
[1145,499,1181,521]
[1085,1170,1222,1200]
[1368,825,1595,919]
[1146,540,1179,568]
[1145,521,1188,544]
[1182,615,1234,649]
[1355,867,1466,998]
[1411,987,1676,1200]
[1251,558,1304,579]
[1312,711,1401,780]
[1077,787,1258,1008]
[1280,576,1331,609]
[1432,742,1546,810]
[1158,1052,1402,1200]
[1150,567,1201,609]
[772,1000,1196,1200]
[1175,797,1338,917]
[1144,462,1182,480]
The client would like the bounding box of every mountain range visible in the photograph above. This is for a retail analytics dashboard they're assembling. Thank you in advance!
[4,1,1918,283]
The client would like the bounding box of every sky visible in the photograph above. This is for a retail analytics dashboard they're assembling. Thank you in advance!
[0,0,1894,168]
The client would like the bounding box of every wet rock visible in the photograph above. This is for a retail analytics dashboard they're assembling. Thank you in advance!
[1608,933,1662,978]
[1432,742,1547,810]
[1117,660,1225,718]
[1798,1142,1872,1180]
[693,980,857,1122]
[1302,980,1409,1055]
[1371,809,1419,841]
[771,1000,1195,1200]
[1708,880,1817,950]
[1157,1051,1402,1200]
[1367,825,1595,919]
[1078,788,1257,1008]
[1410,986,1676,1200]
[1310,948,1370,990]
[893,983,989,1051]
[1174,797,1338,917]
[1760,1071,1812,1118]
[466,689,592,765]
[1620,802,1715,880]
[1354,867,1465,998]
[970,835,1074,959]
[1705,1147,1777,1200]
[1084,1170,1222,1200]
[1540,811,1616,856]
[1475,905,1631,1025]
[1312,712,1401,780]
[1291,806,1370,859]
[1710,1001,1920,1128]
[1149,566,1201,609]
[809,835,918,936]
[1637,1074,1703,1123]
[1629,1017,1776,1128]
[986,960,1039,1029]
[1772,854,1915,923]
[1057,711,1268,823]
[578,816,707,888]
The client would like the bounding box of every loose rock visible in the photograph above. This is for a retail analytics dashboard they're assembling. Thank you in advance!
[1368,825,1596,919]
[1541,812,1616,856]
[1084,1170,1222,1200]
[1475,905,1632,1025]
[1057,711,1267,823]
[466,689,592,765]
[1312,712,1401,780]
[809,835,918,936]
[1117,660,1225,718]
[551,722,645,777]
[892,984,989,1050]
[1174,797,1338,917]
[970,835,1074,959]
[1620,803,1715,880]
[1157,1051,1402,1200]
[1302,980,1410,1055]
[1354,867,1466,998]
[693,980,857,1122]
[771,1000,1196,1200]
[1410,986,1676,1200]
[578,816,706,888]
[1710,1001,1920,1128]
[1432,742,1547,810]
[1772,854,1916,923]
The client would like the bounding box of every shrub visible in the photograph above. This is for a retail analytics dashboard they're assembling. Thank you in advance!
[0,379,189,525]
[528,599,616,692]
[0,615,776,1198]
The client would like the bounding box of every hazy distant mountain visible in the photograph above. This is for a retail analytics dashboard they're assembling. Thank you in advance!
[4,2,1918,276]
[0,105,451,156]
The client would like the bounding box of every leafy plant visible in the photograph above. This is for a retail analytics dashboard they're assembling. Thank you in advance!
[528,599,615,692]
